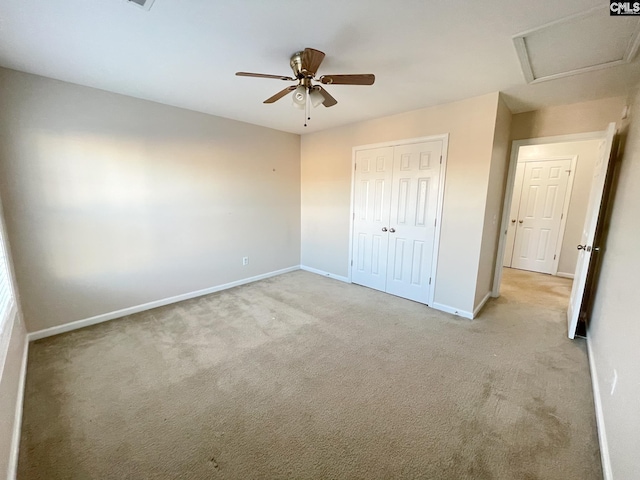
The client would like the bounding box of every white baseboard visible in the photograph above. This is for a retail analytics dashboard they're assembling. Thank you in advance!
[299,265,350,283]
[431,302,473,320]
[473,292,492,318]
[556,272,575,279]
[586,337,613,480]
[27,266,301,341]
[7,336,28,480]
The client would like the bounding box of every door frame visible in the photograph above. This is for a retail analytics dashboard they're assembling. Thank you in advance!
[503,155,578,275]
[492,130,608,297]
[348,134,449,307]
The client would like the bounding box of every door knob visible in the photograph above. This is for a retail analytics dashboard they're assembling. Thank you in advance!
[381,227,387,232]
[577,244,587,250]
[389,228,396,233]
[518,220,523,224]
[511,219,516,224]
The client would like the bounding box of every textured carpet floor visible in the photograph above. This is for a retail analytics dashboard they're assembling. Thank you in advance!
[18,268,602,479]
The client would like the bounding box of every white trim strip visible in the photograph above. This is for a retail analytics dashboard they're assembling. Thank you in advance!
[473,292,492,318]
[7,335,28,480]
[349,135,448,152]
[556,272,575,279]
[586,337,613,480]
[431,302,473,320]
[299,265,350,283]
[27,266,300,341]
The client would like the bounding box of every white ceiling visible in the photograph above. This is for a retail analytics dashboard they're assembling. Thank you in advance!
[1,0,639,134]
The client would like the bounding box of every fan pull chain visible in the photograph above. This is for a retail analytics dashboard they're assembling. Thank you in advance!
[307,87,311,122]
[304,87,310,127]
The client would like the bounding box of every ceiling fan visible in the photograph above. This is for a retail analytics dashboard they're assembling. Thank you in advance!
[236,47,375,126]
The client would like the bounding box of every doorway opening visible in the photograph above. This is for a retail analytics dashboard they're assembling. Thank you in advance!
[493,126,616,338]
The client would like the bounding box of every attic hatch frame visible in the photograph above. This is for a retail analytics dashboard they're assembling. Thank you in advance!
[513,6,640,84]
[126,0,156,11]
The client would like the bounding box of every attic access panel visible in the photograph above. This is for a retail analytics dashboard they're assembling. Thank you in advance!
[514,7,640,83]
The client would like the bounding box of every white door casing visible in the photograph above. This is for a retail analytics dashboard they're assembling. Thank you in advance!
[385,142,442,303]
[567,123,616,339]
[350,136,447,306]
[511,158,572,274]
[351,147,394,291]
[503,163,525,267]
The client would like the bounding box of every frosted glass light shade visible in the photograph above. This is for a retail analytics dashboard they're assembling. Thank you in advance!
[309,89,324,108]
[292,85,306,109]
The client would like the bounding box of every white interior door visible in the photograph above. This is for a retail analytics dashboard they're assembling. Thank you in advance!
[567,123,616,339]
[351,147,394,291]
[385,142,442,303]
[511,159,571,274]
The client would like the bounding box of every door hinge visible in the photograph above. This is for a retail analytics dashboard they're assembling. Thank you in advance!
[353,212,355,220]
[553,254,556,260]
[434,218,437,227]
[561,213,563,220]
[429,277,432,285]
[566,169,571,175]
[440,155,442,164]
[351,260,353,266]
[354,163,357,171]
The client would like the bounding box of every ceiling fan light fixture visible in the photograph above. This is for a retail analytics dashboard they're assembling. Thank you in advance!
[236,47,376,123]
[292,85,307,108]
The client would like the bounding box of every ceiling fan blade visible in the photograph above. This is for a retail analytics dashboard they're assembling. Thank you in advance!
[301,48,326,76]
[264,86,297,104]
[236,72,296,81]
[320,74,375,85]
[316,86,337,107]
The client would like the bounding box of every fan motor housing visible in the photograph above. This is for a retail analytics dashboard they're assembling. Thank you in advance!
[290,51,306,79]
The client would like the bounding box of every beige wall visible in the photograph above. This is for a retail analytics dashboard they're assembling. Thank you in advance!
[514,140,602,275]
[588,87,640,479]
[511,97,625,140]
[301,93,501,315]
[0,68,301,332]
[474,95,512,309]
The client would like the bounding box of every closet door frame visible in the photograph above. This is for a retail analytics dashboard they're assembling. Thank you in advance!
[348,134,449,307]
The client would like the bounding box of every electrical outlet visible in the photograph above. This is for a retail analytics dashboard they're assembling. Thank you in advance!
[242,257,249,266]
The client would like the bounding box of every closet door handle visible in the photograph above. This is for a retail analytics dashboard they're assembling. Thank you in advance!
[381,227,388,232]
[389,228,396,233]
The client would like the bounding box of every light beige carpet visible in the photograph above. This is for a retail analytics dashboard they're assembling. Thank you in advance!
[18,268,601,479]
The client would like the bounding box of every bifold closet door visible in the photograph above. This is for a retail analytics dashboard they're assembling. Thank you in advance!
[351,146,394,291]
[385,142,442,303]
[352,140,443,304]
